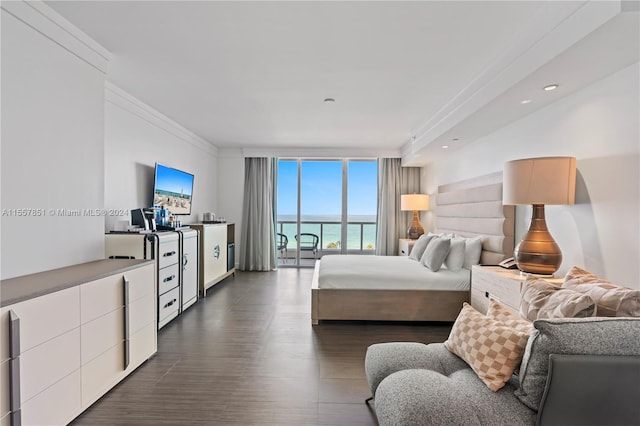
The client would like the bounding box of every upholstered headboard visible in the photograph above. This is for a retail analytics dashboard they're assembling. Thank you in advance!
[436,171,515,265]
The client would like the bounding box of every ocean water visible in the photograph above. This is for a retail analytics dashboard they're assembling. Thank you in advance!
[277,214,377,250]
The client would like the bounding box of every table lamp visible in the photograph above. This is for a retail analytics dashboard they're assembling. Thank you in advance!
[503,156,576,274]
[401,194,430,239]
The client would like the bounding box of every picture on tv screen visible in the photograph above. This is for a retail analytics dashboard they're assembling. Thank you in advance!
[153,163,194,215]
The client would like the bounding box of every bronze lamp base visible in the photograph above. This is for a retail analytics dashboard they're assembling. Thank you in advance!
[515,204,562,275]
[407,210,425,240]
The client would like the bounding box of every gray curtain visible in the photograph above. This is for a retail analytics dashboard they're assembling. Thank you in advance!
[239,157,276,271]
[375,158,421,255]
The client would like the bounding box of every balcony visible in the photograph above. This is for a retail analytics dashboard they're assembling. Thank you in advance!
[276,219,376,266]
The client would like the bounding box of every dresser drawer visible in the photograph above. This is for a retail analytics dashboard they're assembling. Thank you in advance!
[158,264,179,296]
[80,274,124,324]
[472,267,522,310]
[158,287,180,328]
[0,287,80,358]
[157,239,179,269]
[21,369,81,426]
[81,307,124,364]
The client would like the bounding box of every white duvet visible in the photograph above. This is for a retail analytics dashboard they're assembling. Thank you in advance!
[318,255,471,291]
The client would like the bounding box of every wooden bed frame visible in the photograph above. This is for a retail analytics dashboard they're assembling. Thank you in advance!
[310,172,515,325]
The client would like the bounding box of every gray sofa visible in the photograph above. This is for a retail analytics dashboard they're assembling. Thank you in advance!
[365,317,640,426]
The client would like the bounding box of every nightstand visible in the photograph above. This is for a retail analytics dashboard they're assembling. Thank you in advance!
[398,238,417,256]
[471,265,563,315]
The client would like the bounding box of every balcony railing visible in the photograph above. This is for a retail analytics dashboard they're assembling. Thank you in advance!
[276,220,376,256]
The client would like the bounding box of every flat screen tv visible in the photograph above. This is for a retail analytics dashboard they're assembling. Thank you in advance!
[153,163,194,215]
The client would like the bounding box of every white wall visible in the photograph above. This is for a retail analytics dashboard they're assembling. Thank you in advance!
[423,62,640,288]
[1,6,107,279]
[104,85,219,231]
[216,149,245,263]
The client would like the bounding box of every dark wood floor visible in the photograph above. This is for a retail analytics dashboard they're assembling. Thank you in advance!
[72,268,453,425]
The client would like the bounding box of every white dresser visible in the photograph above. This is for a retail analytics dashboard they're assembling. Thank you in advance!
[0,260,156,426]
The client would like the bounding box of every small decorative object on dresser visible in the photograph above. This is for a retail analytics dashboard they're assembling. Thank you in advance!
[470,265,562,315]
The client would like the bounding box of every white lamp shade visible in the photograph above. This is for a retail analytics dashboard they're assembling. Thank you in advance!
[401,194,429,211]
[503,157,576,205]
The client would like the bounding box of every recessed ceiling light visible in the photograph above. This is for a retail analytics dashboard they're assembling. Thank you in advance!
[543,84,558,91]
[442,145,449,149]
[323,98,335,103]
[521,99,532,104]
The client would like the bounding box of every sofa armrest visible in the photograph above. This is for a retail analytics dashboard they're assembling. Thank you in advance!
[537,354,640,426]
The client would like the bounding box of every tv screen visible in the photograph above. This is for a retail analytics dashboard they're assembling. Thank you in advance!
[153,163,194,215]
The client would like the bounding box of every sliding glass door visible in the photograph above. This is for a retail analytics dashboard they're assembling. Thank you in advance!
[276,159,377,267]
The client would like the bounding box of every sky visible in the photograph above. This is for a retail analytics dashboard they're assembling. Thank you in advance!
[155,163,194,196]
[277,160,377,217]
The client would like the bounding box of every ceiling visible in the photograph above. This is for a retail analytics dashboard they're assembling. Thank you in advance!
[45,1,639,165]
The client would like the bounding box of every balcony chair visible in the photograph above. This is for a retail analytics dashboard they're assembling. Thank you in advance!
[276,233,288,263]
[296,233,319,260]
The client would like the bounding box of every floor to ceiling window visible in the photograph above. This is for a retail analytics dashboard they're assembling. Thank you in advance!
[276,159,378,267]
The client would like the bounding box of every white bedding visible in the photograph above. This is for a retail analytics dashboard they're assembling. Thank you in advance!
[318,255,471,291]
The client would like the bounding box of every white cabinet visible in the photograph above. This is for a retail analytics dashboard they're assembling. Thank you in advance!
[471,265,563,315]
[179,229,199,312]
[398,239,417,256]
[0,260,156,426]
[192,223,235,296]
[105,231,188,329]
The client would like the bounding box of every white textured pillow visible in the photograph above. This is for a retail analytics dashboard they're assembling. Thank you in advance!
[520,276,596,321]
[408,234,435,261]
[562,266,640,317]
[421,237,451,271]
[461,236,483,269]
[444,238,465,272]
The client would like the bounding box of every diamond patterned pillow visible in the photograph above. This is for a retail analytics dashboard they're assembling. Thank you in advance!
[444,302,530,391]
[487,298,533,335]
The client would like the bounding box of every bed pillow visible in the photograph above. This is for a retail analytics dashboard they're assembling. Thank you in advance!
[420,237,451,272]
[408,234,435,261]
[562,266,640,317]
[516,317,640,411]
[461,236,483,269]
[519,276,596,321]
[443,237,465,272]
[444,302,530,391]
[487,298,533,335]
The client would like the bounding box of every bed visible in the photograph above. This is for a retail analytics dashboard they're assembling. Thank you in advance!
[310,171,515,324]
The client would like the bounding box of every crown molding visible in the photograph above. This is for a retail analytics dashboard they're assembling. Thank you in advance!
[402,0,626,165]
[1,0,111,73]
[105,82,219,157]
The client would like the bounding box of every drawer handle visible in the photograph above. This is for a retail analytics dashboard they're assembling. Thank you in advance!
[9,310,22,426]
[163,251,176,257]
[163,275,176,283]
[123,278,130,370]
[164,298,177,308]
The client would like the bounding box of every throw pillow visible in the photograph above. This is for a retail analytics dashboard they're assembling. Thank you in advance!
[461,236,483,270]
[486,298,533,335]
[444,302,530,392]
[519,276,596,321]
[420,237,451,272]
[562,266,640,317]
[443,238,466,272]
[408,234,435,261]
[516,317,640,411]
